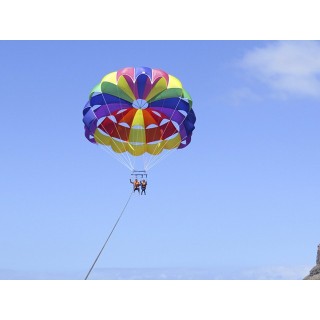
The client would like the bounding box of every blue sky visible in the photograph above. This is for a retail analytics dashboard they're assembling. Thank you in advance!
[0,40,319,281]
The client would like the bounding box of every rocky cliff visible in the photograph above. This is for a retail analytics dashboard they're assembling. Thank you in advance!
[304,244,320,280]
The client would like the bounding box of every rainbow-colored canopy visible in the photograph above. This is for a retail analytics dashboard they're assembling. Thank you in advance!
[83,66,196,156]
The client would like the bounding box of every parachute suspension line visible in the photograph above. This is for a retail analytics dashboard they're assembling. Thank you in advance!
[114,80,136,170]
[146,148,177,171]
[84,190,134,280]
[100,92,134,170]
[97,119,133,170]
[97,144,133,171]
[132,103,143,171]
[94,133,133,171]
[93,123,132,170]
[143,152,148,172]
[131,113,137,170]
[145,148,177,172]
[145,95,184,170]
[145,108,187,171]
[131,89,142,170]
[144,96,167,170]
[98,117,133,170]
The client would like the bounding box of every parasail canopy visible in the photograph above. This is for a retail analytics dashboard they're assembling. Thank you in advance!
[83,66,196,171]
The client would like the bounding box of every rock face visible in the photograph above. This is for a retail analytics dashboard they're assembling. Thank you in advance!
[304,244,320,280]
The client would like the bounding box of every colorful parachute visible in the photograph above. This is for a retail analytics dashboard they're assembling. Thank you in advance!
[82,66,196,171]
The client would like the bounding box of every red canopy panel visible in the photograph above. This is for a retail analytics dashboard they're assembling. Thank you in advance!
[98,117,131,141]
[160,121,178,139]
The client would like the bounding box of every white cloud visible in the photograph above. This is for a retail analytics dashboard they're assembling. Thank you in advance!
[240,41,320,98]
[229,87,263,106]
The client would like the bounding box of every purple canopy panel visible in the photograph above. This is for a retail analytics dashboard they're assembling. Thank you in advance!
[83,101,91,116]
[179,122,188,141]
[83,108,97,128]
[84,126,96,143]
[95,104,127,118]
[151,107,186,124]
[178,135,192,149]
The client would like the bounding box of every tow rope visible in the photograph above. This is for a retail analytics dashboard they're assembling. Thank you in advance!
[84,191,134,280]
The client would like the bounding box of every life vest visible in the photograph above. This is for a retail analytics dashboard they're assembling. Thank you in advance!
[141,181,147,187]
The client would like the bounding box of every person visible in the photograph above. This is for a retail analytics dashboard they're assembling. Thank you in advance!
[140,179,147,195]
[130,178,140,194]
